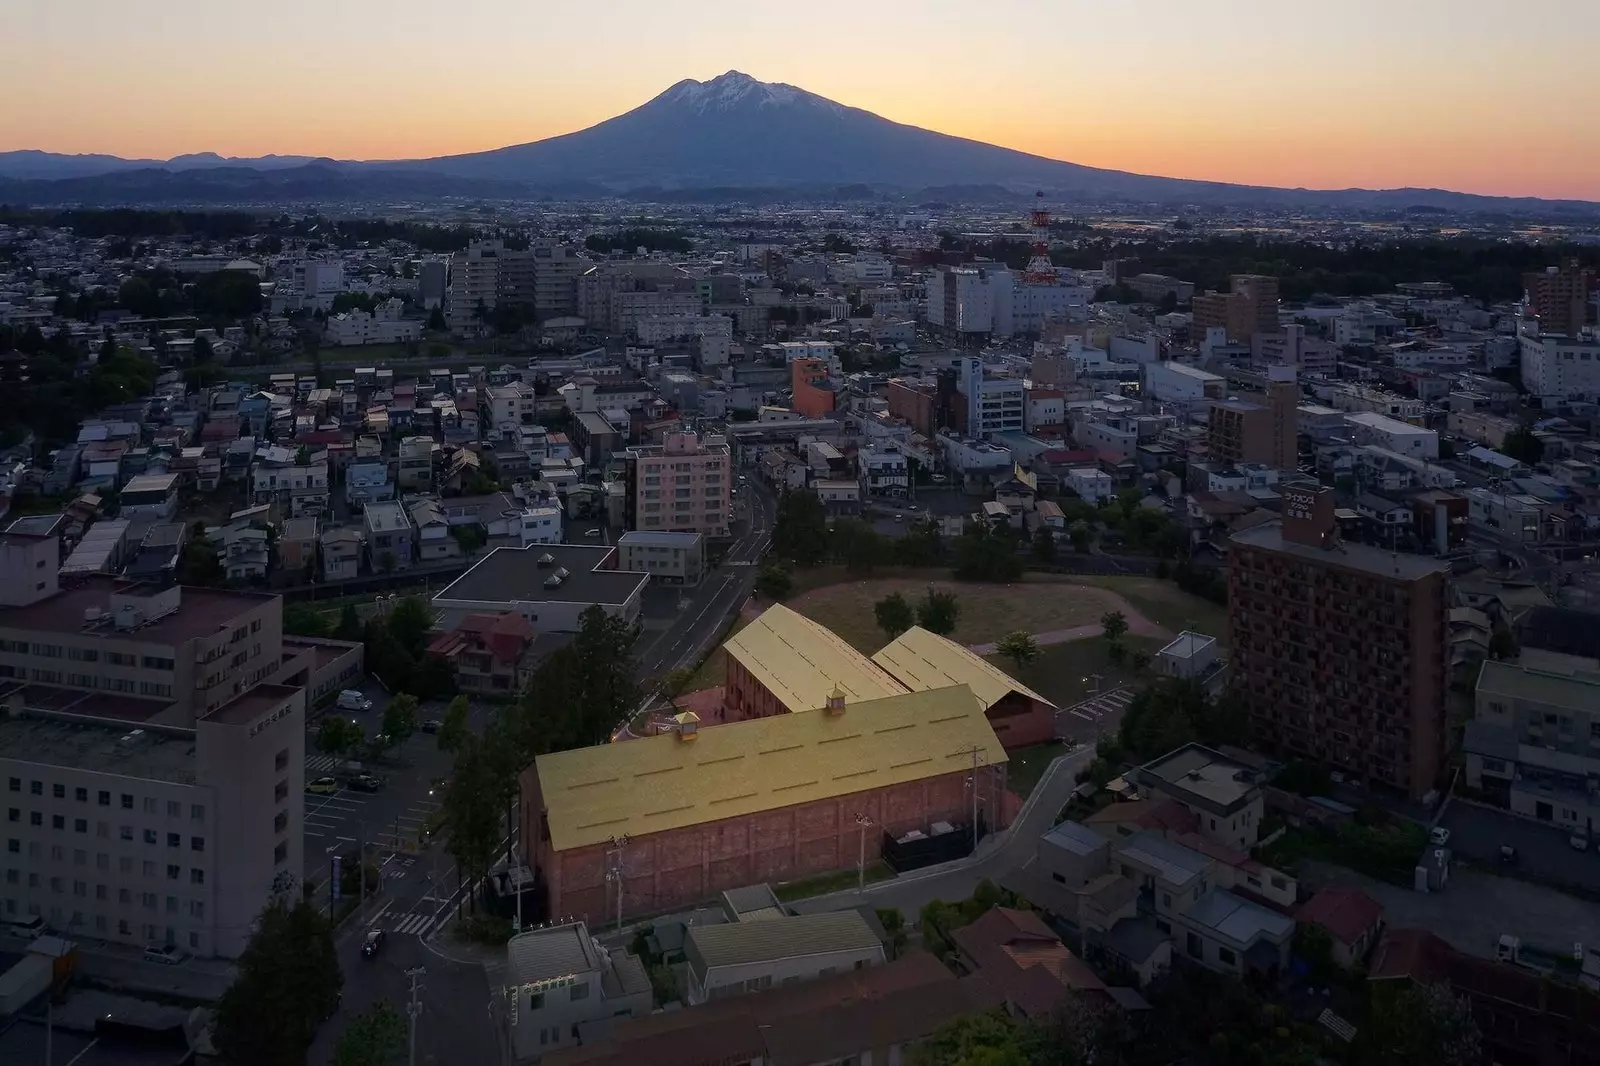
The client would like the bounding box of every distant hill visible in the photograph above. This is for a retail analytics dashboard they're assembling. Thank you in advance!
[3,72,1597,214]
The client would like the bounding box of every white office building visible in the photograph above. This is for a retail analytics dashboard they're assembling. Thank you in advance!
[1519,325,1600,403]
[1344,412,1439,460]
[925,266,1014,338]
[1,684,305,959]
[1145,362,1225,404]
[325,299,422,347]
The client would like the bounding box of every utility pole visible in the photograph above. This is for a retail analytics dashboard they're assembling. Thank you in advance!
[405,966,426,1066]
[854,813,873,892]
[604,836,628,932]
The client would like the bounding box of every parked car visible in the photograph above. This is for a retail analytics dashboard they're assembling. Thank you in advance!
[421,719,442,734]
[361,929,386,959]
[348,774,385,793]
[1429,826,1451,847]
[143,945,186,966]
[337,690,373,712]
[307,776,340,795]
[1500,844,1518,865]
[1571,830,1590,851]
[5,915,48,939]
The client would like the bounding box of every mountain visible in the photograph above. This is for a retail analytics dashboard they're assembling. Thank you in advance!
[2,72,1596,214]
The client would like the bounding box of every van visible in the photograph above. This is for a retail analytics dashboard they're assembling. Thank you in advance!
[336,690,373,712]
[6,915,47,939]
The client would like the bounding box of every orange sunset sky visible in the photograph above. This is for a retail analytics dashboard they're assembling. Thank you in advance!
[5,0,1599,199]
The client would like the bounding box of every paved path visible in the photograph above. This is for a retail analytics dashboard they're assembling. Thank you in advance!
[964,611,1168,656]
[789,746,1094,917]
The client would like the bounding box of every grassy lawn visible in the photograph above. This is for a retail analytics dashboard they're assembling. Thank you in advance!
[678,614,748,694]
[773,862,893,902]
[789,574,1129,653]
[1007,742,1072,797]
[1262,819,1428,887]
[1071,576,1229,645]
[993,635,1165,709]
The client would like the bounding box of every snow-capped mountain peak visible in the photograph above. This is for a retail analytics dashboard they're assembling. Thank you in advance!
[655,71,835,114]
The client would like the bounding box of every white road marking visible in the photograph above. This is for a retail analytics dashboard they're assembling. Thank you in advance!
[367,900,394,928]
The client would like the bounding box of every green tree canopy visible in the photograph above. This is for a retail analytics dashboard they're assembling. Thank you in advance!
[874,592,915,639]
[772,489,830,567]
[382,693,418,747]
[332,1000,406,1066]
[755,564,794,601]
[437,694,471,754]
[916,587,961,636]
[214,898,342,1066]
[995,631,1039,671]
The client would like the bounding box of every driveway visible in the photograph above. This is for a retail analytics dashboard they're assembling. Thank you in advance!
[1301,860,1600,961]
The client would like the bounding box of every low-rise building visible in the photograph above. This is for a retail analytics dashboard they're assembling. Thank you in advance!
[1131,744,1265,852]
[118,473,180,520]
[503,919,652,1062]
[432,545,649,632]
[362,500,415,573]
[320,528,362,582]
[615,531,704,586]
[684,910,886,1005]
[427,611,537,696]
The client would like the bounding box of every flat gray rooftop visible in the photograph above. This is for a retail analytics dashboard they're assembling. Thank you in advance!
[1230,522,1449,582]
[0,714,197,785]
[1139,744,1258,812]
[434,545,648,608]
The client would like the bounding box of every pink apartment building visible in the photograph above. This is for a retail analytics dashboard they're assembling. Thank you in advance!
[629,430,732,538]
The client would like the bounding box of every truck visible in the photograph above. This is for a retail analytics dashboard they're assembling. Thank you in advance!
[0,954,53,1016]
[1498,934,1584,976]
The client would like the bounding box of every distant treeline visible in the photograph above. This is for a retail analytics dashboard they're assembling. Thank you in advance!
[584,228,692,254]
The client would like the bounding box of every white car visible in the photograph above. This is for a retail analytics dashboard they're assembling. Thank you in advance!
[143,945,187,966]
[336,690,373,712]
[1428,826,1451,847]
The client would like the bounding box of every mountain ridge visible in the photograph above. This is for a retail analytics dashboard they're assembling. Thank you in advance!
[2,71,1596,214]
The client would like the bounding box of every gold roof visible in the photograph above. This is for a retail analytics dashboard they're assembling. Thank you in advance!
[722,603,907,713]
[872,627,1055,711]
[533,684,1005,853]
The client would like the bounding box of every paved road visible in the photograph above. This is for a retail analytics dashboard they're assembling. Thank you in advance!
[1439,800,1600,896]
[789,746,1093,917]
[633,480,777,684]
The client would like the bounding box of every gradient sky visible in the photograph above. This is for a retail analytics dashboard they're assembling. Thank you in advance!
[6,0,1600,198]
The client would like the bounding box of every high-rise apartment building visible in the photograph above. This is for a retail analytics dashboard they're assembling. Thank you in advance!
[417,260,448,310]
[448,241,503,328]
[1524,259,1595,338]
[1231,275,1281,338]
[1227,486,1450,799]
[627,430,732,538]
[449,240,586,328]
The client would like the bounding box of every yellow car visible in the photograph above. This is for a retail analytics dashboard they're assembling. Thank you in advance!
[306,776,340,795]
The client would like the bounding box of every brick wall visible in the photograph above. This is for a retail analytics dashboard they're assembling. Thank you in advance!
[534,765,1010,925]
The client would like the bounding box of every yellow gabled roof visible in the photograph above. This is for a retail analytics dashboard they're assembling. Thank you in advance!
[533,684,1005,853]
[872,626,1056,712]
[723,603,908,713]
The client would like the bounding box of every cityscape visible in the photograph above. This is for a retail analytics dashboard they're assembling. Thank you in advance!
[3,10,1600,1066]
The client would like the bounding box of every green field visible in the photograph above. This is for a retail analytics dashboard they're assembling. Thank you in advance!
[990,634,1166,710]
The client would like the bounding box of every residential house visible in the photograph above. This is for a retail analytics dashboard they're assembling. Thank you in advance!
[427,611,537,696]
[1296,888,1384,968]
[279,516,319,578]
[1130,744,1266,852]
[220,523,270,583]
[321,527,363,582]
[409,498,462,564]
[396,436,437,493]
[683,910,886,1006]
[502,920,652,1063]
[949,907,1115,1020]
[363,500,414,572]
[345,461,394,508]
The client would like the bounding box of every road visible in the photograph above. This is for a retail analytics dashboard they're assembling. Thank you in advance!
[633,479,777,683]
[789,746,1093,917]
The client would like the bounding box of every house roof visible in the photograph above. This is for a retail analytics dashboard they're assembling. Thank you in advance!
[1083,797,1200,837]
[1297,888,1384,948]
[949,908,1104,1017]
[1116,831,1212,888]
[1368,927,1453,982]
[531,684,1005,852]
[684,911,881,980]
[723,604,908,713]
[507,921,602,985]
[543,953,1001,1066]
[1185,890,1295,948]
[872,626,1055,712]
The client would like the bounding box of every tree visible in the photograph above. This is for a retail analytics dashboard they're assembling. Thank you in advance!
[995,631,1039,671]
[912,1010,1026,1066]
[874,592,915,639]
[1488,626,1517,660]
[1501,424,1544,465]
[382,693,418,748]
[1118,678,1247,761]
[1031,524,1057,564]
[317,715,362,758]
[437,694,470,754]
[384,597,436,659]
[1361,982,1483,1066]
[335,603,364,642]
[662,667,696,705]
[283,603,332,639]
[1100,610,1129,643]
[917,586,960,637]
[213,898,342,1066]
[771,489,830,567]
[755,564,794,601]
[333,1000,406,1066]
[426,306,448,332]
[1067,520,1091,553]
[440,733,504,914]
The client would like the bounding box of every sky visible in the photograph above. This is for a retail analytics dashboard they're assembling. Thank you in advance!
[5,0,1600,199]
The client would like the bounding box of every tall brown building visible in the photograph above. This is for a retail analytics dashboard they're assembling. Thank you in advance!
[1227,485,1450,799]
[1524,259,1595,338]
[1192,291,1253,344]
[1207,400,1273,466]
[1232,275,1281,338]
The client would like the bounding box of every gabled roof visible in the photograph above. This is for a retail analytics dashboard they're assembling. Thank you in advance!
[723,604,908,713]
[1297,888,1384,947]
[872,626,1054,712]
[949,908,1105,1017]
[532,684,1004,852]
[685,911,881,979]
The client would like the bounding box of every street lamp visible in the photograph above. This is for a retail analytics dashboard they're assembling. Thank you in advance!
[853,814,873,892]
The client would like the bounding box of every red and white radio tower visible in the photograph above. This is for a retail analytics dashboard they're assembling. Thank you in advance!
[1022,190,1058,285]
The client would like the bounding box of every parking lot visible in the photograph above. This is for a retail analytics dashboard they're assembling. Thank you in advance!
[1438,800,1600,896]
[1054,687,1134,744]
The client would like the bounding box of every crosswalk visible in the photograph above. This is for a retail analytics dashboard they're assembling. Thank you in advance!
[391,912,435,937]
[306,754,341,773]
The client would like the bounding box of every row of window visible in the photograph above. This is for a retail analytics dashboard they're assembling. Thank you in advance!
[1,900,206,950]
[5,780,204,820]
[5,839,208,876]
[2,871,205,914]
[0,642,177,670]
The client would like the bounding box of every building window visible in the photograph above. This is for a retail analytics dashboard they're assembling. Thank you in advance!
[6,779,17,792]
[1218,947,1237,966]
[143,830,157,845]
[121,794,133,809]
[120,826,133,841]
[52,784,65,799]
[273,841,288,865]
[30,782,42,796]
[191,805,205,822]
[570,983,590,1002]
[51,815,63,830]
[98,791,110,806]
[167,801,181,818]
[168,833,181,849]
[274,811,288,833]
[274,781,288,803]
[191,869,204,885]
[74,819,86,834]
[167,864,181,880]
[192,837,205,853]
[30,812,42,826]
[75,788,88,803]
